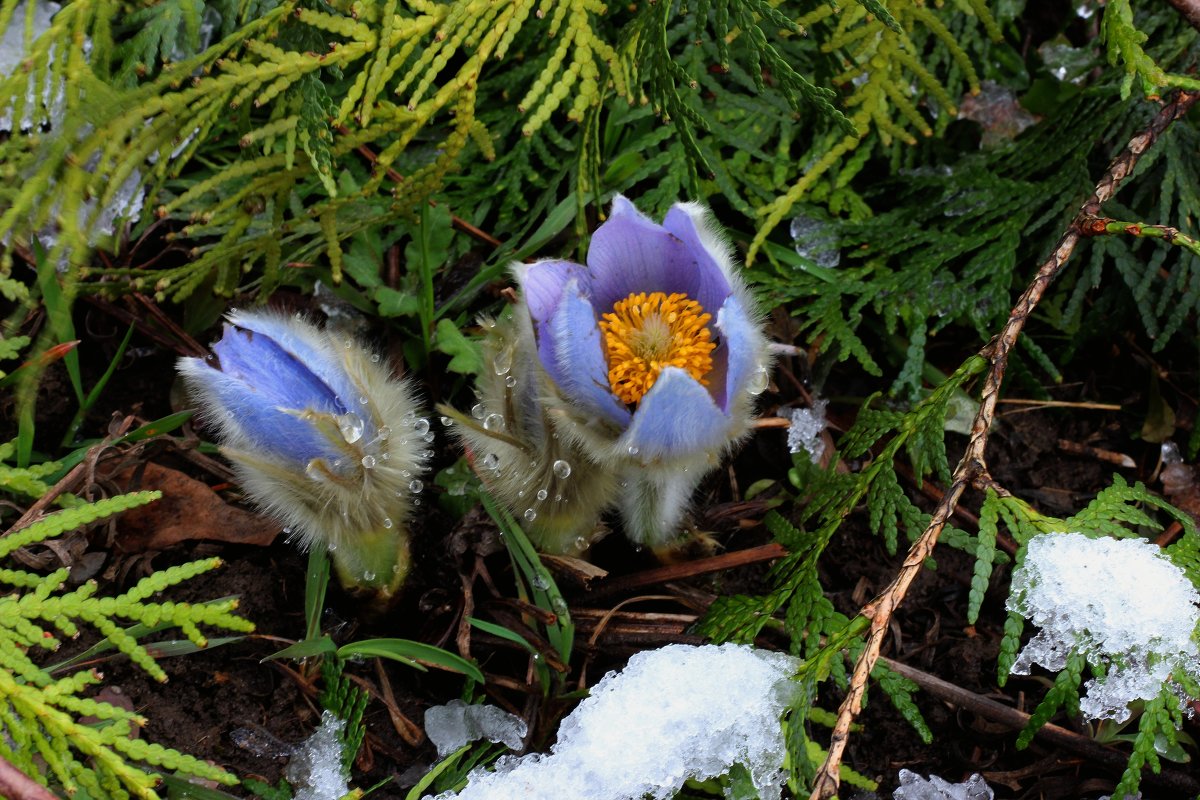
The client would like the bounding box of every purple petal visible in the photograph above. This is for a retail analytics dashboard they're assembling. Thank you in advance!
[621,367,731,460]
[519,259,589,326]
[213,323,346,415]
[225,310,362,410]
[178,356,336,464]
[587,196,732,318]
[662,203,737,313]
[712,295,763,412]
[544,280,630,428]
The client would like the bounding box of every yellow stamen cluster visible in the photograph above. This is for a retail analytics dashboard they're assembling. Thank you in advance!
[599,291,715,405]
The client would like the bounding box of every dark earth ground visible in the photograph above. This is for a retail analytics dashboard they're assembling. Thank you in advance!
[10,300,1200,800]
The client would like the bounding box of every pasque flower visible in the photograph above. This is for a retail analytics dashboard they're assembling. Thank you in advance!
[453,196,770,553]
[178,310,429,604]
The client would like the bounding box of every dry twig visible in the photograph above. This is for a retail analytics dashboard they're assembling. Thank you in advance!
[810,89,1200,799]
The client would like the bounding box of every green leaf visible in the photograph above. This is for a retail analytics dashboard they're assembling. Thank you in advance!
[375,287,422,318]
[264,635,337,662]
[434,319,483,375]
[336,639,485,683]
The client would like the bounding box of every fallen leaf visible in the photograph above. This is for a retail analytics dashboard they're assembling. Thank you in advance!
[112,463,279,552]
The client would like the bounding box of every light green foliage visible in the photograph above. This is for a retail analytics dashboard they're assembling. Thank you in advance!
[1103,0,1200,97]
[0,491,255,798]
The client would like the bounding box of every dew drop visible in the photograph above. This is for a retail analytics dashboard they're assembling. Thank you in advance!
[305,461,323,481]
[337,413,365,444]
[382,517,393,529]
[409,479,424,493]
[381,453,389,460]
[358,395,369,405]
[392,564,403,574]
[422,432,435,443]
[370,353,381,363]
[536,489,548,502]
[574,536,588,551]
[471,403,487,419]
[551,597,569,616]
[493,347,514,376]
[401,470,412,478]
[746,364,770,395]
[413,497,422,506]
[363,570,375,581]
[517,490,526,499]
[344,340,353,350]
[555,494,563,502]
[377,425,392,440]
[413,418,431,436]
[483,413,505,431]
[531,573,549,590]
[626,445,639,456]
[361,454,377,469]
[524,508,537,522]
[420,449,434,458]
[440,415,454,426]
[481,453,500,470]
[552,459,572,480]
[505,375,518,388]
[327,541,337,552]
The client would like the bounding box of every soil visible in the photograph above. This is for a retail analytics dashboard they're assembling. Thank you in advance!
[8,305,1200,800]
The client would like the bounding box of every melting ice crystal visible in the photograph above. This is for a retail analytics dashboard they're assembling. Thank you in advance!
[893,770,993,800]
[424,699,528,758]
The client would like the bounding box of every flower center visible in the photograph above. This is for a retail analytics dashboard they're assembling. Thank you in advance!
[598,291,715,405]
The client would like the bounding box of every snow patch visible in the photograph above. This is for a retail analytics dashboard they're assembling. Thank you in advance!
[1007,532,1200,722]
[429,643,799,800]
[285,711,350,800]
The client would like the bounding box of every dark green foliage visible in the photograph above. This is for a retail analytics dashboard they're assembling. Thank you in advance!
[1015,651,1085,748]
[872,662,932,744]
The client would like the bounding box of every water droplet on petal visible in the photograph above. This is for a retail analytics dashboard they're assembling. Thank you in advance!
[481,453,500,470]
[327,541,338,552]
[626,445,639,456]
[361,454,377,469]
[382,517,393,529]
[746,364,770,395]
[409,479,424,493]
[505,375,517,388]
[483,413,505,431]
[536,489,548,501]
[517,489,525,499]
[440,415,454,426]
[337,413,365,444]
[358,395,369,405]
[493,347,513,376]
[471,403,487,419]
[423,432,435,443]
[524,508,537,522]
[370,353,381,363]
[377,425,392,440]
[552,459,571,480]
[554,494,563,502]
[305,461,323,481]
[413,418,430,436]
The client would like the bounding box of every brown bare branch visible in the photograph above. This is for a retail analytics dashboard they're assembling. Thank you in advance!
[0,754,61,800]
[809,89,1200,800]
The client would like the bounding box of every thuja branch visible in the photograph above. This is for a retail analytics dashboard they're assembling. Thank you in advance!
[1081,217,1200,259]
[809,88,1200,800]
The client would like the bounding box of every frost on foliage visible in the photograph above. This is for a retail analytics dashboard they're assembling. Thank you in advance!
[0,1,62,131]
[893,770,993,800]
[1007,533,1200,722]
[0,1,143,255]
[430,644,799,800]
[424,699,528,758]
[284,711,350,800]
[784,398,828,463]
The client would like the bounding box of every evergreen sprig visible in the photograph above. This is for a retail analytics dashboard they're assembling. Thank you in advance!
[0,491,255,799]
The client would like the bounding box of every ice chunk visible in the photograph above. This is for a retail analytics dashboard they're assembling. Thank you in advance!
[425,699,528,757]
[285,710,350,800]
[790,212,841,268]
[1007,532,1200,722]
[893,770,993,800]
[429,644,799,800]
[784,399,828,463]
[958,81,1037,147]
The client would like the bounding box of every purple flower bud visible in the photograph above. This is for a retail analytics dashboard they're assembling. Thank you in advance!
[454,197,771,552]
[178,310,429,604]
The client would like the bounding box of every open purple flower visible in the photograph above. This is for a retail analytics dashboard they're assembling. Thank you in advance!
[452,197,770,552]
[178,310,429,604]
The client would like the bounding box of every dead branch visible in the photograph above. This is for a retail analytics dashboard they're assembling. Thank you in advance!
[810,89,1200,800]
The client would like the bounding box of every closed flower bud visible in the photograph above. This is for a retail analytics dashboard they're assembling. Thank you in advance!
[178,310,429,604]
[454,197,771,553]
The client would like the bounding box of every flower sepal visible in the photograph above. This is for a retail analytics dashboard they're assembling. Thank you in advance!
[327,525,412,607]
